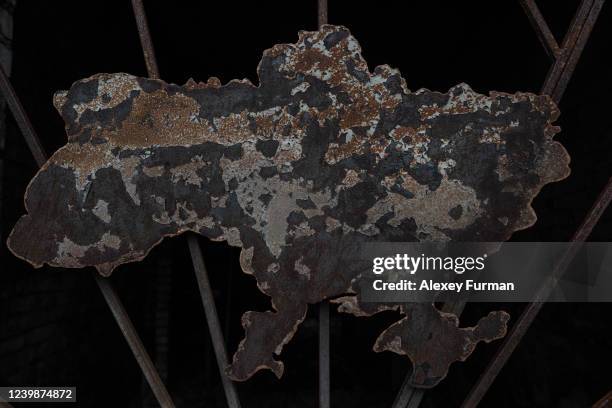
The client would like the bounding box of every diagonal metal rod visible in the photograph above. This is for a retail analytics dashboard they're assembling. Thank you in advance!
[129,1,241,406]
[542,0,605,103]
[0,63,175,408]
[95,274,175,408]
[593,389,612,408]
[131,0,160,80]
[392,375,421,408]
[393,1,606,406]
[459,2,607,406]
[519,0,561,60]
[462,177,612,408]
[188,237,241,408]
[550,0,605,102]
[0,66,46,167]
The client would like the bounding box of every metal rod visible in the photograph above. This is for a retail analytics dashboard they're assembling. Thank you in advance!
[550,0,605,103]
[0,43,175,408]
[406,390,425,408]
[519,0,561,59]
[129,0,242,405]
[454,2,607,405]
[593,390,612,408]
[540,0,592,99]
[319,301,331,408]
[462,177,612,408]
[0,65,47,167]
[318,0,328,28]
[391,375,418,408]
[395,3,606,404]
[94,274,175,408]
[560,0,595,52]
[131,0,160,79]
[188,236,242,408]
[316,2,330,406]
[541,0,604,103]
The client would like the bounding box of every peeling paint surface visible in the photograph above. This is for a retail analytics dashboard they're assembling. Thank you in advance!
[8,26,569,387]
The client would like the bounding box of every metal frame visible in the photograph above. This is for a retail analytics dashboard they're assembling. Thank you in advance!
[0,1,609,407]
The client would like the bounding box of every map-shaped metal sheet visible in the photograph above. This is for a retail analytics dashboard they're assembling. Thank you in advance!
[8,25,569,387]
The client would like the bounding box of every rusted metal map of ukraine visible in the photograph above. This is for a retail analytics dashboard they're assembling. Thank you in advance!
[7,25,570,387]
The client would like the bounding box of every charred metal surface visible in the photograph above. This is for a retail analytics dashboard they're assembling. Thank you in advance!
[333,299,509,387]
[8,26,569,387]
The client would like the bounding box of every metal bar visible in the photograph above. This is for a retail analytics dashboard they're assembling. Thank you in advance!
[458,3,607,404]
[0,65,46,167]
[541,0,604,102]
[317,2,330,407]
[94,274,175,408]
[550,0,605,102]
[318,0,328,28]
[316,2,331,406]
[519,0,561,59]
[188,237,242,408]
[560,0,596,52]
[462,177,612,408]
[392,375,419,408]
[540,0,592,98]
[319,301,331,408]
[593,390,612,408]
[129,0,242,405]
[406,391,424,408]
[395,3,606,404]
[131,0,160,79]
[0,48,175,408]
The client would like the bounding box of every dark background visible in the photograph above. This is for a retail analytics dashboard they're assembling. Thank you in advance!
[1,0,611,407]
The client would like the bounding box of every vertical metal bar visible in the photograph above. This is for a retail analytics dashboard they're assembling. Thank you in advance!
[318,0,328,28]
[188,237,241,408]
[316,1,331,405]
[131,0,160,79]
[519,0,561,59]
[314,0,332,404]
[95,274,175,408]
[461,177,612,408]
[0,65,46,167]
[0,49,175,408]
[319,301,331,408]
